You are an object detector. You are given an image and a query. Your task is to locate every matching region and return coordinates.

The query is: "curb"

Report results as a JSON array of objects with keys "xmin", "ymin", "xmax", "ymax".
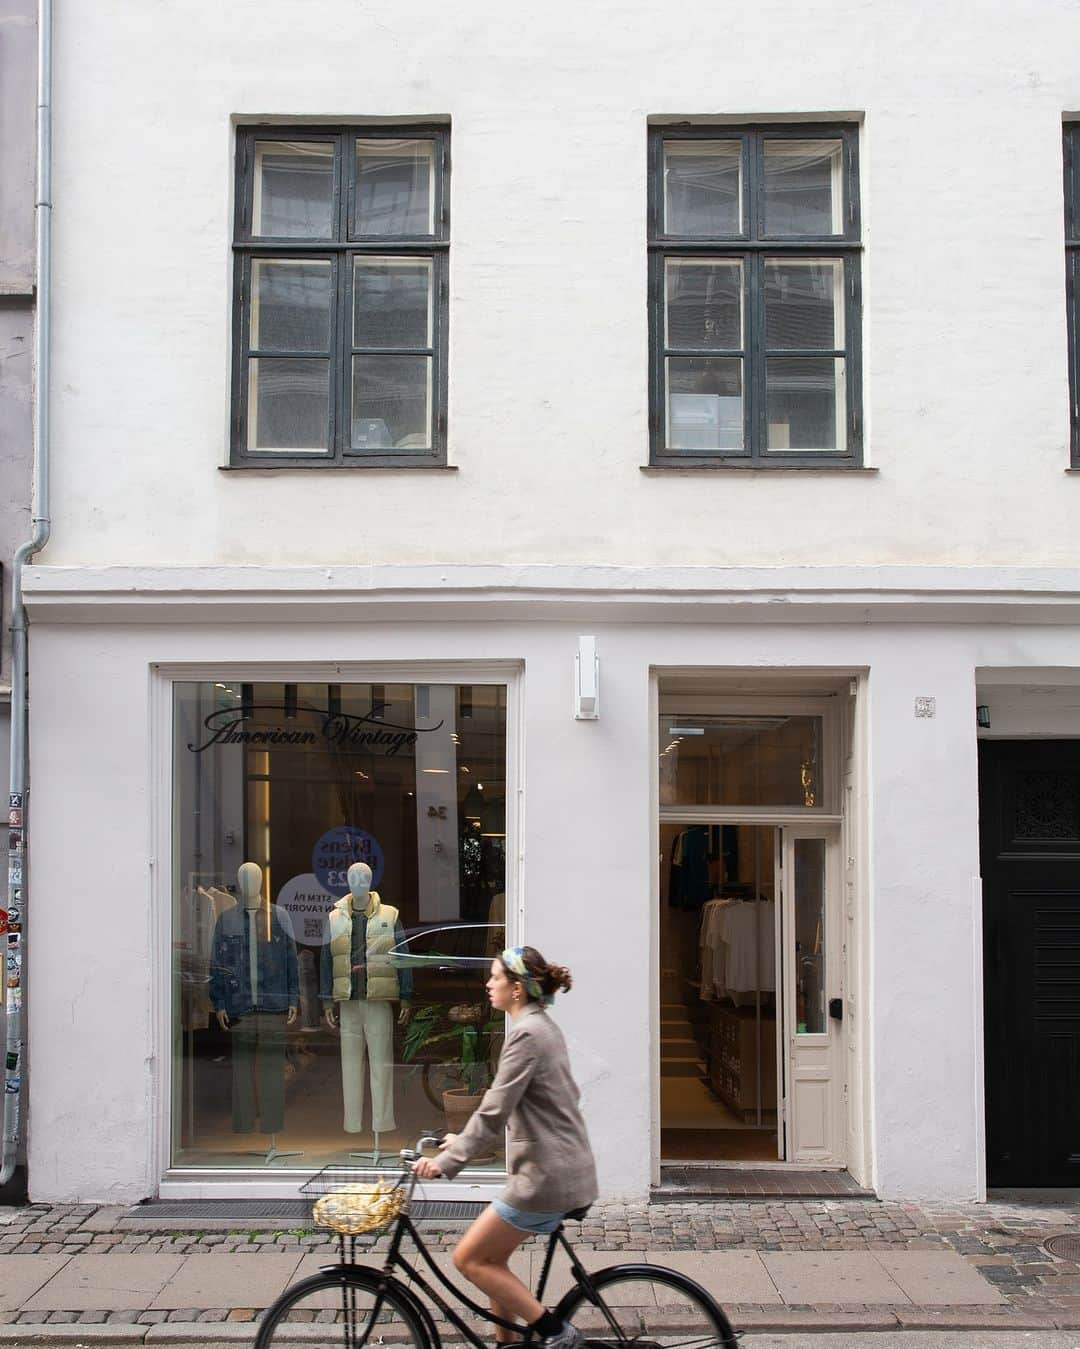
[{"xmin": 1, "ymin": 1310, "xmax": 1080, "ymax": 1343}]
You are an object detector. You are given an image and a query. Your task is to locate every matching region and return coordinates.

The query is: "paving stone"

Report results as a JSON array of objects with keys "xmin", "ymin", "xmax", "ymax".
[
  {"xmin": 23, "ymin": 1254, "xmax": 186, "ymax": 1311},
  {"xmin": 0, "ymin": 1255, "xmax": 70, "ymax": 1309},
  {"xmin": 150, "ymin": 1253, "xmax": 301, "ymax": 1310},
  {"xmin": 876, "ymin": 1251, "xmax": 1006, "ymax": 1306},
  {"xmin": 762, "ymin": 1251, "xmax": 909, "ymax": 1304}
]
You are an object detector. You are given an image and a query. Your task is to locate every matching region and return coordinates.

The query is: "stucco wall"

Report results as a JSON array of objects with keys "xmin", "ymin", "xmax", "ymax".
[
  {"xmin": 42, "ymin": 0, "xmax": 1080, "ymax": 570},
  {"xmin": 27, "ymin": 605, "xmax": 1049, "ymax": 1203}
]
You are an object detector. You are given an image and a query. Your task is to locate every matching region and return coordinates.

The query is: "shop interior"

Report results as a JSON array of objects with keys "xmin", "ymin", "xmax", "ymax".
[
  {"xmin": 172, "ymin": 680, "xmax": 507, "ymax": 1171},
  {"xmin": 657, "ymin": 706, "xmax": 825, "ymax": 1164},
  {"xmin": 660, "ymin": 822, "xmax": 779, "ymax": 1162}
]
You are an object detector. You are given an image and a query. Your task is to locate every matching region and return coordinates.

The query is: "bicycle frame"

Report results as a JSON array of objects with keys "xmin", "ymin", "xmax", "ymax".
[{"xmin": 317, "ymin": 1144, "xmax": 625, "ymax": 1349}]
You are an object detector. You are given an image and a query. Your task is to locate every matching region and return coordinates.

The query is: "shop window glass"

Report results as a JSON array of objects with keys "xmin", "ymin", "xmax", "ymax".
[
  {"xmin": 171, "ymin": 681, "xmax": 507, "ymax": 1171},
  {"xmin": 659, "ymin": 713, "xmax": 822, "ymax": 808}
]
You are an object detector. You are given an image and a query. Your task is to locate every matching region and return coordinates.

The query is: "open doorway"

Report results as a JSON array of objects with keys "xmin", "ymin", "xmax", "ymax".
[
  {"xmin": 660, "ymin": 822, "xmax": 779, "ymax": 1162},
  {"xmin": 656, "ymin": 689, "xmax": 850, "ymax": 1171}
]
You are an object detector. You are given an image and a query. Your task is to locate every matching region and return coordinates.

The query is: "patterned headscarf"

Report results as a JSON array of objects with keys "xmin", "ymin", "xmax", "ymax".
[{"xmin": 500, "ymin": 946, "xmax": 554, "ymax": 1007}]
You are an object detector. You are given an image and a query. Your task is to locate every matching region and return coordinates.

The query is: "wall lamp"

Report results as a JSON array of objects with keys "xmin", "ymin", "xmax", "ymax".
[
  {"xmin": 575, "ymin": 636, "xmax": 599, "ymax": 720},
  {"xmin": 976, "ymin": 704, "xmax": 991, "ymax": 729}
]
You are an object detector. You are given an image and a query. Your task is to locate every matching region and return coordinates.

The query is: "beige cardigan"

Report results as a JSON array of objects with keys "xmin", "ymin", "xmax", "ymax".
[{"xmin": 435, "ymin": 1002, "xmax": 598, "ymax": 1213}]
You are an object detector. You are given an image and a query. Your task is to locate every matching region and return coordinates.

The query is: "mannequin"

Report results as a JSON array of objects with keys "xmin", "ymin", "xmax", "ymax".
[
  {"xmin": 210, "ymin": 862, "xmax": 300, "ymax": 1164},
  {"xmin": 321, "ymin": 862, "xmax": 411, "ymax": 1162}
]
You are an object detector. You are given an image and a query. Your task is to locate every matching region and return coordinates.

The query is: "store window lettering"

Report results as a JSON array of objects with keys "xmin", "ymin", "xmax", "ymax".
[
  {"xmin": 171, "ymin": 680, "xmax": 507, "ymax": 1171},
  {"xmin": 188, "ymin": 701, "xmax": 439, "ymax": 755}
]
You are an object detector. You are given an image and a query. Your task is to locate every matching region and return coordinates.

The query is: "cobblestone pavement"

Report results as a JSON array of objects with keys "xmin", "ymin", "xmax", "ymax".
[{"xmin": 0, "ymin": 1196, "xmax": 1077, "ymax": 1333}]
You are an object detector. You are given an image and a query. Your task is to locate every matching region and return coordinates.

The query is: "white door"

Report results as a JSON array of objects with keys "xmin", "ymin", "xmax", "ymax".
[{"xmin": 779, "ymin": 825, "xmax": 845, "ymax": 1165}]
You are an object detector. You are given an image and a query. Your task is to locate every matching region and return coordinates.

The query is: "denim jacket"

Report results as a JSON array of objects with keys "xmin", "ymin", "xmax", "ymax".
[{"xmin": 209, "ymin": 903, "xmax": 299, "ymax": 1018}]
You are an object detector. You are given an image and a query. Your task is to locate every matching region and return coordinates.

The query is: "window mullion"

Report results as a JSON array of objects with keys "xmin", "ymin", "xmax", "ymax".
[
  {"xmin": 331, "ymin": 248, "xmax": 348, "ymax": 461},
  {"xmin": 748, "ymin": 251, "xmax": 765, "ymax": 461}
]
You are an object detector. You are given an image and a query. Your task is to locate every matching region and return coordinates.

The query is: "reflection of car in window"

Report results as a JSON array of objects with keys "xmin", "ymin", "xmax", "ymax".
[{"xmin": 389, "ymin": 923, "xmax": 504, "ymax": 1001}]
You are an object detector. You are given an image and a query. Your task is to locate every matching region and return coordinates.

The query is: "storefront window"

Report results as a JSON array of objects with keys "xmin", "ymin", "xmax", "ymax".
[
  {"xmin": 659, "ymin": 713, "xmax": 823, "ymax": 808},
  {"xmin": 171, "ymin": 681, "xmax": 507, "ymax": 1170}
]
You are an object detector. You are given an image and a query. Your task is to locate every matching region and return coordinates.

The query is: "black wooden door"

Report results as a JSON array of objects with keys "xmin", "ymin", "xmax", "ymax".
[{"xmin": 979, "ymin": 740, "xmax": 1080, "ymax": 1187}]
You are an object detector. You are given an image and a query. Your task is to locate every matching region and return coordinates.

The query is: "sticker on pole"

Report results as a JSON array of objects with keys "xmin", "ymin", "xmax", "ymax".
[{"xmin": 312, "ymin": 827, "xmax": 384, "ymax": 897}]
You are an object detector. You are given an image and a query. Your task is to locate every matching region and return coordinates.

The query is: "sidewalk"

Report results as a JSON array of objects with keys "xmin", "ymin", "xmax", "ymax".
[{"xmin": 0, "ymin": 1194, "xmax": 1076, "ymax": 1341}]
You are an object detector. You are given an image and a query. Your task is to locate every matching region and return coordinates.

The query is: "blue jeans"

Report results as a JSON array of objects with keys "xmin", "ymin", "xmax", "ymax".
[{"xmin": 492, "ymin": 1198, "xmax": 565, "ymax": 1235}]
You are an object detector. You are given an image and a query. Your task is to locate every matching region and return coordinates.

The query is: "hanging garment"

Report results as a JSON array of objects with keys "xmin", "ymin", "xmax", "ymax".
[
  {"xmin": 722, "ymin": 900, "xmax": 777, "ymax": 997},
  {"xmin": 337, "ymin": 999, "xmax": 396, "ymax": 1133},
  {"xmin": 178, "ymin": 887, "xmax": 215, "ymax": 1030},
  {"xmin": 699, "ymin": 898, "xmax": 736, "ymax": 1000}
]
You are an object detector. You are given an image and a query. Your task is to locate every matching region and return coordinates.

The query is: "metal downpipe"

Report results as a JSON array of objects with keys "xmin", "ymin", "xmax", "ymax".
[{"xmin": 2, "ymin": 0, "xmax": 53, "ymax": 1188}]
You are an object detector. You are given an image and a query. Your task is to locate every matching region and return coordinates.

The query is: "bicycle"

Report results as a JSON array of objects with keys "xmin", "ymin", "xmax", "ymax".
[{"xmin": 255, "ymin": 1134, "xmax": 739, "ymax": 1349}]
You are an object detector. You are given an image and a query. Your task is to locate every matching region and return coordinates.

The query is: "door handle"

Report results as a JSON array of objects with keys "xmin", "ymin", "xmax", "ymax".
[{"xmin": 828, "ymin": 997, "xmax": 844, "ymax": 1022}]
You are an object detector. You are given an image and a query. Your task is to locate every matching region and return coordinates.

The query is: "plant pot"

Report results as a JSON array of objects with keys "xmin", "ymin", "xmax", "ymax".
[
  {"xmin": 442, "ymin": 1086, "xmax": 484, "ymax": 1135},
  {"xmin": 442, "ymin": 1087, "xmax": 496, "ymax": 1163}
]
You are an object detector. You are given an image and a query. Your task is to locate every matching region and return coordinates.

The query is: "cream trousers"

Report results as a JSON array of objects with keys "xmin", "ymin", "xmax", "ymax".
[{"xmin": 337, "ymin": 999, "xmax": 395, "ymax": 1133}]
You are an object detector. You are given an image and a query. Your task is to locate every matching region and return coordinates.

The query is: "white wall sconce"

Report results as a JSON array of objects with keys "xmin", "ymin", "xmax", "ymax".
[{"xmin": 575, "ymin": 636, "xmax": 599, "ymax": 720}]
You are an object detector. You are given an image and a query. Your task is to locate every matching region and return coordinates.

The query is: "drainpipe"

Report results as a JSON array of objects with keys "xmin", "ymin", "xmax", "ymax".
[{"xmin": 2, "ymin": 0, "xmax": 53, "ymax": 1187}]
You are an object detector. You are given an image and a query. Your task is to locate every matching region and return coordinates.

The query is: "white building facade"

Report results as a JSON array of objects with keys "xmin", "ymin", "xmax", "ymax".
[{"xmin": 20, "ymin": 0, "xmax": 1080, "ymax": 1204}]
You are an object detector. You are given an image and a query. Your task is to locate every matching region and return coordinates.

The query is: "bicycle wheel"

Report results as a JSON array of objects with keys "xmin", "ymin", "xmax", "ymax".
[
  {"xmin": 556, "ymin": 1262, "xmax": 738, "ymax": 1349},
  {"xmin": 255, "ymin": 1268, "xmax": 434, "ymax": 1349}
]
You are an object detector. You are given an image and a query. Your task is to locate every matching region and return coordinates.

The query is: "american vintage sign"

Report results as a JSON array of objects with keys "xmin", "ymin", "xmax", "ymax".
[{"xmin": 187, "ymin": 703, "xmax": 444, "ymax": 756}]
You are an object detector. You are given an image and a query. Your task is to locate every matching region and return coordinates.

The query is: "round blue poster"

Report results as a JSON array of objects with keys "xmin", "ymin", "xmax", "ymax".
[{"xmin": 312, "ymin": 826, "xmax": 385, "ymax": 896}]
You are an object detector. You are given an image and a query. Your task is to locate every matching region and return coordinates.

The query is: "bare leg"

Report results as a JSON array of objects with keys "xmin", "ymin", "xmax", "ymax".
[{"xmin": 453, "ymin": 1205, "xmax": 544, "ymax": 1336}]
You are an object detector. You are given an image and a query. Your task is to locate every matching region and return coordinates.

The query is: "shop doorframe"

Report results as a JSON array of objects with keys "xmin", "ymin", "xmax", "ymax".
[
  {"xmin": 149, "ymin": 659, "xmax": 524, "ymax": 1200},
  {"xmin": 650, "ymin": 676, "xmax": 869, "ymax": 1187}
]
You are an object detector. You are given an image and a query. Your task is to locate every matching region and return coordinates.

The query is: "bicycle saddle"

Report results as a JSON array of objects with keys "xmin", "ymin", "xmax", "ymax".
[{"xmin": 564, "ymin": 1205, "xmax": 591, "ymax": 1221}]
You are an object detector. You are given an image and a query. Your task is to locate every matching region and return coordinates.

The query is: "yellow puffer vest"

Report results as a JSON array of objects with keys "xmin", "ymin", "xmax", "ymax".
[{"xmin": 326, "ymin": 894, "xmax": 401, "ymax": 1002}]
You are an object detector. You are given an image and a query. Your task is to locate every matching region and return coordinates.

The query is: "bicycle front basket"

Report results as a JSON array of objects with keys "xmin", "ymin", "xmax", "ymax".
[{"xmin": 310, "ymin": 1178, "xmax": 405, "ymax": 1236}]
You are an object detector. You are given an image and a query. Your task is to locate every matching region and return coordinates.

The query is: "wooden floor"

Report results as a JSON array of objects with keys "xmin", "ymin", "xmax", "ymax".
[
  {"xmin": 655, "ymin": 1165, "xmax": 875, "ymax": 1199},
  {"xmin": 661, "ymin": 1127, "xmax": 779, "ymax": 1161}
]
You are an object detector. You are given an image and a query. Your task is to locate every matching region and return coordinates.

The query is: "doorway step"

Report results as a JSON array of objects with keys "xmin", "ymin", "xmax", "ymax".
[
  {"xmin": 660, "ymin": 1001, "xmax": 706, "ymax": 1079},
  {"xmin": 654, "ymin": 1165, "xmax": 874, "ymax": 1200}
]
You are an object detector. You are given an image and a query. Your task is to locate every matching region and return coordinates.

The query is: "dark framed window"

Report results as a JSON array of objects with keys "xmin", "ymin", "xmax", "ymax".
[
  {"xmin": 1065, "ymin": 125, "xmax": 1080, "ymax": 465},
  {"xmin": 231, "ymin": 126, "xmax": 449, "ymax": 467},
  {"xmin": 648, "ymin": 124, "xmax": 863, "ymax": 466}
]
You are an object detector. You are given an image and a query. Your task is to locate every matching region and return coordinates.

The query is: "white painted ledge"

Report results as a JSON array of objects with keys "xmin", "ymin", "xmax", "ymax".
[{"xmin": 22, "ymin": 563, "xmax": 1080, "ymax": 624}]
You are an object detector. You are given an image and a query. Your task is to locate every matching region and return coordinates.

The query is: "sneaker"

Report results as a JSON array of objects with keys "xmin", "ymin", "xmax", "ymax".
[{"xmin": 540, "ymin": 1323, "xmax": 583, "ymax": 1349}]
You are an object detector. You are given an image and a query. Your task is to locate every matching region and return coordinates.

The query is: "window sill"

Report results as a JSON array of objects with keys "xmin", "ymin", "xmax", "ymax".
[
  {"xmin": 641, "ymin": 463, "xmax": 877, "ymax": 475},
  {"xmin": 221, "ymin": 462, "xmax": 458, "ymax": 474}
]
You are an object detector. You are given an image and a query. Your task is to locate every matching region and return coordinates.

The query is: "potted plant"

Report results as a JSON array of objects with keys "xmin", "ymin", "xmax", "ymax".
[{"xmin": 402, "ymin": 1001, "xmax": 504, "ymax": 1135}]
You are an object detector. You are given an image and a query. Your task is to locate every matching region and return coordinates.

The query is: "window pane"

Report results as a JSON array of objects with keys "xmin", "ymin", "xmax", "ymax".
[
  {"xmin": 247, "ymin": 358, "xmax": 330, "ymax": 452},
  {"xmin": 665, "ymin": 260, "xmax": 742, "ymax": 350},
  {"xmin": 794, "ymin": 838, "xmax": 826, "ymax": 1034},
  {"xmin": 663, "ymin": 141, "xmax": 742, "ymax": 236},
  {"xmin": 658, "ymin": 713, "xmax": 823, "ymax": 808},
  {"xmin": 766, "ymin": 357, "xmax": 845, "ymax": 452},
  {"xmin": 250, "ymin": 260, "xmax": 332, "ymax": 352},
  {"xmin": 252, "ymin": 141, "xmax": 334, "ymax": 238},
  {"xmin": 354, "ymin": 258, "xmax": 433, "ymax": 349},
  {"xmin": 666, "ymin": 357, "xmax": 743, "ymax": 452},
  {"xmin": 763, "ymin": 139, "xmax": 843, "ymax": 237},
  {"xmin": 352, "ymin": 355, "xmax": 432, "ymax": 450},
  {"xmin": 765, "ymin": 260, "xmax": 844, "ymax": 350},
  {"xmin": 171, "ymin": 680, "xmax": 508, "ymax": 1171},
  {"xmin": 355, "ymin": 139, "xmax": 435, "ymax": 236}
]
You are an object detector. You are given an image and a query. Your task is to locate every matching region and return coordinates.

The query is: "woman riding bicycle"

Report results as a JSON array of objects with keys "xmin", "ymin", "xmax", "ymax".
[{"xmin": 413, "ymin": 946, "xmax": 597, "ymax": 1349}]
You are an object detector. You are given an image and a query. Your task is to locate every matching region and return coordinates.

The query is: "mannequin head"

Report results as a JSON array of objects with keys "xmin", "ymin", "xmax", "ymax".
[
  {"xmin": 237, "ymin": 861, "xmax": 263, "ymax": 910},
  {"xmin": 347, "ymin": 862, "xmax": 373, "ymax": 901}
]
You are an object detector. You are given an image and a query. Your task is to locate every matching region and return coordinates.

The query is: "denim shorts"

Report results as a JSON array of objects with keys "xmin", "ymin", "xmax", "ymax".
[{"xmin": 492, "ymin": 1198, "xmax": 565, "ymax": 1234}]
